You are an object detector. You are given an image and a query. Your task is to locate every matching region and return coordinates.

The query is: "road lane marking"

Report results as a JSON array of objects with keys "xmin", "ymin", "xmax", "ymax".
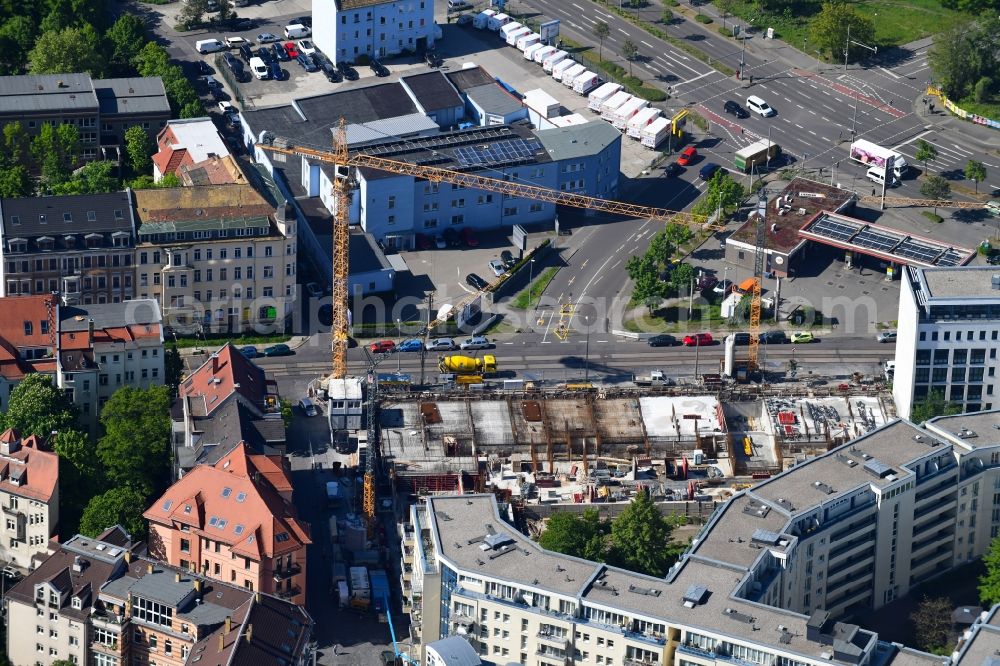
[
  {"xmin": 670, "ymin": 70, "xmax": 714, "ymax": 88},
  {"xmin": 877, "ymin": 66, "xmax": 902, "ymax": 79},
  {"xmin": 618, "ymin": 28, "xmax": 629, "ymax": 35},
  {"xmin": 572, "ymin": 2, "xmax": 585, "ymax": 9},
  {"xmin": 641, "ymin": 40, "xmax": 654, "ymax": 48}
]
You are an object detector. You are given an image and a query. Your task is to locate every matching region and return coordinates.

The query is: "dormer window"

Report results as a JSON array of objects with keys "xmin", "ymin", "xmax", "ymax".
[
  {"xmin": 38, "ymin": 214, "xmax": 46, "ymax": 224},
  {"xmin": 86, "ymin": 211, "xmax": 96, "ymax": 222},
  {"xmin": 71, "ymin": 597, "xmax": 82, "ymax": 610},
  {"xmin": 85, "ymin": 233, "xmax": 101, "ymax": 249},
  {"xmin": 37, "ymin": 236, "xmax": 54, "ymax": 252},
  {"xmin": 64, "ymin": 235, "xmax": 75, "ymax": 249},
  {"xmin": 7, "ymin": 239, "xmax": 26, "ymax": 253},
  {"xmin": 63, "ymin": 213, "xmax": 72, "ymax": 223},
  {"xmin": 10, "ymin": 215, "xmax": 19, "ymax": 225}
]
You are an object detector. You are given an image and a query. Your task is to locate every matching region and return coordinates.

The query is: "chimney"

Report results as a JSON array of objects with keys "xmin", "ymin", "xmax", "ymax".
[
  {"xmin": 219, "ymin": 631, "xmax": 224, "ymax": 651},
  {"xmin": 193, "ymin": 579, "xmax": 202, "ymax": 592},
  {"xmin": 211, "ymin": 353, "xmax": 220, "ymax": 374},
  {"xmin": 147, "ymin": 563, "xmax": 154, "ymax": 574},
  {"xmin": 245, "ymin": 624, "xmax": 253, "ymax": 643},
  {"xmin": 254, "ymin": 592, "xmax": 260, "ymax": 604},
  {"xmin": 175, "ymin": 572, "xmax": 181, "ymax": 583},
  {"xmin": 225, "ymin": 616, "xmax": 231, "ymax": 634},
  {"xmin": 88, "ymin": 318, "xmax": 94, "ymax": 347},
  {"xmin": 124, "ymin": 551, "xmax": 131, "ymax": 564}
]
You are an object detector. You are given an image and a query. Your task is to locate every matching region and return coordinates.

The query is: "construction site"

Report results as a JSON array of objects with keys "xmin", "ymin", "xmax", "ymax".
[{"xmin": 378, "ymin": 385, "xmax": 896, "ymax": 505}]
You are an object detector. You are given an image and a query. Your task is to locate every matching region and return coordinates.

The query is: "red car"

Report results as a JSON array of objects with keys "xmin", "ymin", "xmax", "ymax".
[
  {"xmin": 683, "ymin": 333, "xmax": 713, "ymax": 347},
  {"xmin": 461, "ymin": 227, "xmax": 479, "ymax": 247},
  {"xmin": 416, "ymin": 234, "xmax": 433, "ymax": 250},
  {"xmin": 369, "ymin": 340, "xmax": 396, "ymax": 353},
  {"xmin": 677, "ymin": 146, "xmax": 698, "ymax": 166},
  {"xmin": 283, "ymin": 42, "xmax": 299, "ymax": 59}
]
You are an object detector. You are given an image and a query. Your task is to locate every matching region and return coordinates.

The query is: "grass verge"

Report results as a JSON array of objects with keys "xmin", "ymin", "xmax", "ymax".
[
  {"xmin": 171, "ymin": 333, "xmax": 291, "ymax": 349},
  {"xmin": 558, "ymin": 37, "xmax": 668, "ymax": 101},
  {"xmin": 511, "ymin": 267, "xmax": 559, "ymax": 310},
  {"xmin": 624, "ymin": 302, "xmax": 725, "ymax": 333},
  {"xmin": 921, "ymin": 211, "xmax": 944, "ymax": 223}
]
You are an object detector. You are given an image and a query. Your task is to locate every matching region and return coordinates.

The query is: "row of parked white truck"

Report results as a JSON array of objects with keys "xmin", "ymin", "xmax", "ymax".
[{"xmin": 468, "ymin": 8, "xmax": 670, "ymax": 149}]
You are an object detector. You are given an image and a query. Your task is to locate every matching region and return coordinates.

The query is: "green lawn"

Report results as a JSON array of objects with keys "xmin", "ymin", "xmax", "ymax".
[
  {"xmin": 956, "ymin": 96, "xmax": 1000, "ymax": 123},
  {"xmin": 170, "ymin": 332, "xmax": 291, "ymax": 349},
  {"xmin": 511, "ymin": 267, "xmax": 559, "ymax": 310},
  {"xmin": 624, "ymin": 301, "xmax": 727, "ymax": 333}
]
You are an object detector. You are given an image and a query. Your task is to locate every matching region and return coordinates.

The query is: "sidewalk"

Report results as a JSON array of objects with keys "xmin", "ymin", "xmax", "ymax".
[
  {"xmin": 912, "ymin": 98, "xmax": 1000, "ymax": 156},
  {"xmin": 176, "ymin": 335, "xmax": 312, "ymax": 357}
]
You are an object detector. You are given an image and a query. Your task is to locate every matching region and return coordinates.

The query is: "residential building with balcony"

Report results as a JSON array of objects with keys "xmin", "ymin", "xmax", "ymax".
[
  {"xmin": 0, "ymin": 428, "xmax": 58, "ymax": 571},
  {"xmin": 404, "ymin": 414, "xmax": 1000, "ymax": 666},
  {"xmin": 893, "ymin": 266, "xmax": 1000, "ymax": 419},
  {"xmin": 144, "ymin": 442, "xmax": 311, "ymax": 606},
  {"xmin": 3, "ymin": 525, "xmax": 314, "ymax": 666},
  {"xmin": 132, "ymin": 183, "xmax": 297, "ymax": 334},
  {"xmin": 0, "ymin": 73, "xmax": 170, "ymax": 163},
  {"xmin": 0, "ymin": 191, "xmax": 137, "ymax": 303}
]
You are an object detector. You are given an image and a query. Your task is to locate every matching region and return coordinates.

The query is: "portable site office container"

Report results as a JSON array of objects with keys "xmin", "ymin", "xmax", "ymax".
[
  {"xmin": 588, "ymin": 82, "xmax": 622, "ymax": 111},
  {"xmin": 572, "ymin": 71, "xmax": 600, "ymax": 94},
  {"xmin": 612, "ymin": 96, "xmax": 649, "ymax": 129},
  {"xmin": 533, "ymin": 45, "xmax": 557, "ymax": 64},
  {"xmin": 641, "ymin": 117, "xmax": 671, "ymax": 148},
  {"xmin": 523, "ymin": 89, "xmax": 560, "ymax": 119},
  {"xmin": 523, "ymin": 42, "xmax": 544, "ymax": 61},
  {"xmin": 473, "ymin": 9, "xmax": 496, "ymax": 29},
  {"xmin": 542, "ymin": 50, "xmax": 569, "ymax": 72},
  {"xmin": 506, "ymin": 26, "xmax": 531, "ymax": 46},
  {"xmin": 559, "ymin": 63, "xmax": 586, "ymax": 85},
  {"xmin": 626, "ymin": 107, "xmax": 662, "ymax": 138},
  {"xmin": 488, "ymin": 12, "xmax": 511, "ymax": 31},
  {"xmin": 499, "ymin": 21, "xmax": 523, "ymax": 40},
  {"xmin": 516, "ymin": 32, "xmax": 541, "ymax": 52},
  {"xmin": 551, "ymin": 58, "xmax": 577, "ymax": 81},
  {"xmin": 600, "ymin": 91, "xmax": 633, "ymax": 120}
]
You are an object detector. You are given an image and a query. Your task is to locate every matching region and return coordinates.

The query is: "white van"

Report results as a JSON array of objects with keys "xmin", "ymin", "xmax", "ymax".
[
  {"xmin": 284, "ymin": 23, "xmax": 311, "ymax": 39},
  {"xmin": 196, "ymin": 38, "xmax": 225, "ymax": 54},
  {"xmin": 866, "ymin": 166, "xmax": 898, "ymax": 187},
  {"xmin": 746, "ymin": 95, "xmax": 775, "ymax": 117},
  {"xmin": 249, "ymin": 57, "xmax": 269, "ymax": 80}
]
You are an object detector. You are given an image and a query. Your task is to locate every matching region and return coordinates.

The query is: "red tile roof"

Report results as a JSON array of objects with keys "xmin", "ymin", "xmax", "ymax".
[
  {"xmin": 0, "ymin": 428, "xmax": 58, "ymax": 502},
  {"xmin": 180, "ymin": 344, "xmax": 269, "ymax": 418},
  {"xmin": 0, "ymin": 295, "xmax": 56, "ymax": 349}
]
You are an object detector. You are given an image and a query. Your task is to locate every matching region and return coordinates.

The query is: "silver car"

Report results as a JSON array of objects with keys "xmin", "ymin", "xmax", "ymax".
[
  {"xmin": 426, "ymin": 338, "xmax": 456, "ymax": 351},
  {"xmin": 876, "ymin": 330, "xmax": 897, "ymax": 343},
  {"xmin": 489, "ymin": 259, "xmax": 506, "ymax": 277},
  {"xmin": 298, "ymin": 398, "xmax": 318, "ymax": 417},
  {"xmin": 460, "ymin": 336, "xmax": 490, "ymax": 350}
]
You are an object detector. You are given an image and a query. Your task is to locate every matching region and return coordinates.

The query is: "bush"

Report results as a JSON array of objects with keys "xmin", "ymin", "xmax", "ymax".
[
  {"xmin": 638, "ymin": 86, "xmax": 668, "ymax": 101},
  {"xmin": 718, "ymin": 26, "xmax": 734, "ymax": 37},
  {"xmin": 695, "ymin": 14, "xmax": 713, "ymax": 23},
  {"xmin": 667, "ymin": 0, "xmax": 679, "ymax": 5},
  {"xmin": 921, "ymin": 211, "xmax": 944, "ymax": 223},
  {"xmin": 623, "ymin": 75, "xmax": 644, "ymax": 88},
  {"xmin": 974, "ymin": 77, "xmax": 993, "ymax": 104}
]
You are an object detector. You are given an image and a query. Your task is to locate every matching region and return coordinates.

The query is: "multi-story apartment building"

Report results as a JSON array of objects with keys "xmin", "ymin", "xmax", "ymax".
[
  {"xmin": 893, "ymin": 266, "xmax": 1000, "ymax": 419},
  {"xmin": 312, "ymin": 0, "xmax": 438, "ymax": 65},
  {"xmin": 404, "ymin": 413, "xmax": 1000, "ymax": 666},
  {"xmin": 0, "ymin": 429, "xmax": 58, "ymax": 571},
  {"xmin": 144, "ymin": 442, "xmax": 310, "ymax": 606},
  {"xmin": 132, "ymin": 183, "xmax": 297, "ymax": 334},
  {"xmin": 0, "ymin": 73, "xmax": 170, "ymax": 162},
  {"xmin": 0, "ymin": 191, "xmax": 138, "ymax": 303},
  {"xmin": 0, "ymin": 294, "xmax": 59, "ymax": 412},
  {"xmin": 3, "ymin": 526, "xmax": 314, "ymax": 666}
]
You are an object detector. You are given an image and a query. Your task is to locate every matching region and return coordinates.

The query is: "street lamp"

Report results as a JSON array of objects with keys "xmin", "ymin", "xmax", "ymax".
[
  {"xmin": 396, "ymin": 318, "xmax": 401, "ymax": 372},
  {"xmin": 844, "ymin": 23, "xmax": 877, "ymax": 71},
  {"xmin": 584, "ymin": 316, "xmax": 591, "ymax": 383},
  {"xmin": 528, "ymin": 259, "xmax": 536, "ymax": 310}
]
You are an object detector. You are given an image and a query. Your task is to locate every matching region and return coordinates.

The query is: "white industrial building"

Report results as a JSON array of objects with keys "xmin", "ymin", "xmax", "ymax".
[
  {"xmin": 312, "ymin": 0, "xmax": 439, "ymax": 65},
  {"xmin": 402, "ymin": 411, "xmax": 1000, "ymax": 666},
  {"xmin": 893, "ymin": 266, "xmax": 1000, "ymax": 419}
]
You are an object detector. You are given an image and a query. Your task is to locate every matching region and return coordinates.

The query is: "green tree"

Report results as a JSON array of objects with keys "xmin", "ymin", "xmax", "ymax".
[
  {"xmin": 964, "ymin": 159, "xmax": 987, "ymax": 194},
  {"xmin": 663, "ymin": 221, "xmax": 693, "ymax": 250},
  {"xmin": 179, "ymin": 98, "xmax": 204, "ymax": 119},
  {"xmin": 0, "ymin": 164, "xmax": 32, "ymax": 197},
  {"xmin": 215, "ymin": 1, "xmax": 236, "ymax": 26},
  {"xmin": 164, "ymin": 346, "xmax": 184, "ymax": 396},
  {"xmin": 621, "ymin": 38, "xmax": 639, "ymax": 76},
  {"xmin": 53, "ymin": 429, "xmax": 103, "ymax": 536},
  {"xmin": 538, "ymin": 509, "xmax": 608, "ymax": 561},
  {"xmin": 595, "ymin": 21, "xmax": 610, "ymax": 61},
  {"xmin": 132, "ymin": 40, "xmax": 169, "ymax": 76},
  {"xmin": 632, "ymin": 268, "xmax": 668, "ymax": 311},
  {"xmin": 920, "ymin": 175, "xmax": 951, "ymax": 215},
  {"xmin": 928, "ymin": 22, "xmax": 980, "ymax": 100},
  {"xmin": 50, "ymin": 160, "xmax": 120, "ymax": 195},
  {"xmin": 280, "ymin": 398, "xmax": 294, "ymax": 429},
  {"xmin": 40, "ymin": 0, "xmax": 76, "ymax": 34},
  {"xmin": 646, "ymin": 228, "xmax": 677, "ymax": 266},
  {"xmin": 974, "ymin": 76, "xmax": 993, "ymax": 104},
  {"xmin": 981, "ymin": 536, "xmax": 1000, "ymax": 606},
  {"xmin": 31, "ymin": 123, "xmax": 81, "ymax": 186},
  {"xmin": 915, "ymin": 139, "xmax": 938, "ymax": 173},
  {"xmin": 127, "ymin": 172, "xmax": 181, "ymax": 190},
  {"xmin": 96, "ymin": 385, "xmax": 172, "ymax": 496},
  {"xmin": 0, "ymin": 16, "xmax": 37, "ymax": 74},
  {"xmin": 910, "ymin": 596, "xmax": 953, "ymax": 652},
  {"xmin": 79, "ymin": 486, "xmax": 147, "ymax": 541},
  {"xmin": 2, "ymin": 120, "xmax": 29, "ymax": 163},
  {"xmin": 179, "ymin": 0, "xmax": 208, "ymax": 29},
  {"xmin": 661, "ymin": 7, "xmax": 673, "ymax": 24},
  {"xmin": 693, "ymin": 171, "xmax": 746, "ymax": 219},
  {"xmin": 609, "ymin": 488, "xmax": 676, "ymax": 577},
  {"xmin": 910, "ymin": 389, "xmax": 961, "ymax": 423},
  {"xmin": 1, "ymin": 373, "xmax": 77, "ymax": 437},
  {"xmin": 808, "ymin": 2, "xmax": 876, "ymax": 62},
  {"xmin": 671, "ymin": 262, "xmax": 695, "ymax": 293},
  {"xmin": 28, "ymin": 26, "xmax": 103, "ymax": 75},
  {"xmin": 106, "ymin": 14, "xmax": 147, "ymax": 70},
  {"xmin": 124, "ymin": 125, "xmax": 152, "ymax": 175}
]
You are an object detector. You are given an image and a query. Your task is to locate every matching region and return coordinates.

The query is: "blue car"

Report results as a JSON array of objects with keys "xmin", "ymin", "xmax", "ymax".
[
  {"xmin": 398, "ymin": 338, "xmax": 424, "ymax": 352},
  {"xmin": 297, "ymin": 53, "xmax": 318, "ymax": 72},
  {"xmin": 271, "ymin": 43, "xmax": 290, "ymax": 62},
  {"xmin": 268, "ymin": 61, "xmax": 286, "ymax": 80},
  {"xmin": 239, "ymin": 346, "xmax": 258, "ymax": 359}
]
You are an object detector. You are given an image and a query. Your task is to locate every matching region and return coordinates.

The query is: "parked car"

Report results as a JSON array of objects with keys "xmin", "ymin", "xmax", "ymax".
[
  {"xmin": 697, "ymin": 274, "xmax": 718, "ymax": 291},
  {"xmin": 489, "ymin": 259, "xmax": 506, "ymax": 277},
  {"xmin": 197, "ymin": 61, "xmax": 213, "ymax": 75},
  {"xmin": 723, "ymin": 100, "xmax": 749, "ymax": 118},
  {"xmin": 337, "ymin": 61, "xmax": 359, "ymax": 81},
  {"xmin": 460, "ymin": 336, "xmax": 491, "ymax": 350},
  {"xmin": 202, "ymin": 75, "xmax": 222, "ymax": 89},
  {"xmin": 683, "ymin": 333, "xmax": 713, "ymax": 347},
  {"xmin": 877, "ymin": 330, "xmax": 897, "ymax": 343},
  {"xmin": 647, "ymin": 334, "xmax": 678, "ymax": 347},
  {"xmin": 989, "ymin": 254, "xmax": 1000, "ymax": 266},
  {"xmin": 466, "ymin": 273, "xmax": 488, "ymax": 290},
  {"xmin": 298, "ymin": 39, "xmax": 317, "ymax": 55},
  {"xmin": 1, "ymin": 565, "xmax": 20, "ymax": 581},
  {"xmin": 760, "ymin": 330, "xmax": 788, "ymax": 344},
  {"xmin": 370, "ymin": 58, "xmax": 390, "ymax": 77},
  {"xmin": 291, "ymin": 16, "xmax": 312, "ymax": 28},
  {"xmin": 398, "ymin": 338, "xmax": 424, "ymax": 352},
  {"xmin": 699, "ymin": 163, "xmax": 723, "ymax": 180},
  {"xmin": 321, "ymin": 61, "xmax": 342, "ymax": 82},
  {"xmin": 677, "ymin": 146, "xmax": 697, "ymax": 166},
  {"xmin": 712, "ymin": 279, "xmax": 733, "ymax": 294},
  {"xmin": 731, "ymin": 333, "xmax": 751, "ymax": 346},
  {"xmin": 461, "ymin": 227, "xmax": 479, "ymax": 247},
  {"xmin": 369, "ymin": 340, "xmax": 396, "ymax": 353},
  {"xmin": 298, "ymin": 397, "xmax": 319, "ymax": 417},
  {"xmin": 305, "ymin": 282, "xmax": 323, "ymax": 298},
  {"xmin": 239, "ymin": 346, "xmax": 258, "ymax": 359},
  {"xmin": 663, "ymin": 163, "xmax": 682, "ymax": 177},
  {"xmin": 987, "ymin": 200, "xmax": 1000, "ymax": 216},
  {"xmin": 790, "ymin": 331, "xmax": 815, "ymax": 344},
  {"xmin": 426, "ymin": 338, "xmax": 456, "ymax": 351},
  {"xmin": 297, "ymin": 53, "xmax": 318, "ymax": 71},
  {"xmin": 442, "ymin": 227, "xmax": 461, "ymax": 246},
  {"xmin": 225, "ymin": 36, "xmax": 251, "ymax": 49},
  {"xmin": 256, "ymin": 47, "xmax": 272, "ymax": 61},
  {"xmin": 238, "ymin": 43, "xmax": 254, "ymax": 62},
  {"xmin": 272, "ymin": 43, "xmax": 290, "ymax": 61},
  {"xmin": 434, "ymin": 236, "xmax": 447, "ymax": 249},
  {"xmin": 263, "ymin": 343, "xmax": 293, "ymax": 357},
  {"xmin": 283, "ymin": 42, "xmax": 300, "ymax": 59},
  {"xmin": 268, "ymin": 61, "xmax": 286, "ymax": 80},
  {"xmin": 218, "ymin": 101, "xmax": 235, "ymax": 114},
  {"xmin": 501, "ymin": 250, "xmax": 516, "ymax": 269},
  {"xmin": 257, "ymin": 32, "xmax": 280, "ymax": 44},
  {"xmin": 457, "ymin": 13, "xmax": 474, "ymax": 25}
]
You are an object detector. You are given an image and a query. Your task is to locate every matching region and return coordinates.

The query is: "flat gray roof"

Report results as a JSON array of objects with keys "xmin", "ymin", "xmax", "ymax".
[
  {"xmin": 94, "ymin": 77, "xmax": 170, "ymax": 115},
  {"xmin": 465, "ymin": 83, "xmax": 524, "ymax": 117},
  {"xmin": 401, "ymin": 71, "xmax": 463, "ymax": 113},
  {"xmin": 60, "ymin": 299, "xmax": 161, "ymax": 331},
  {"xmin": 0, "ymin": 73, "xmax": 97, "ymax": 114},
  {"xmin": 536, "ymin": 120, "xmax": 620, "ymax": 161},
  {"xmin": 925, "ymin": 410, "xmax": 1000, "ymax": 449},
  {"xmin": 916, "ymin": 266, "xmax": 1000, "ymax": 300}
]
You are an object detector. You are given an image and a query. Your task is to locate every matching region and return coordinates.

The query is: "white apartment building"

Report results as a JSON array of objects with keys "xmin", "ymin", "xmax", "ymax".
[
  {"xmin": 893, "ymin": 266, "xmax": 1000, "ymax": 420},
  {"xmin": 404, "ymin": 413, "xmax": 1000, "ymax": 666},
  {"xmin": 312, "ymin": 0, "xmax": 438, "ymax": 65},
  {"xmin": 0, "ymin": 429, "xmax": 58, "ymax": 571}
]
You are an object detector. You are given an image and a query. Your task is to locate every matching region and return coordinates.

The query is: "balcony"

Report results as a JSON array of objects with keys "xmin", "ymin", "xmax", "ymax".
[
  {"xmin": 830, "ymin": 536, "xmax": 874, "ymax": 562},
  {"xmin": 911, "ymin": 529, "xmax": 954, "ymax": 558},
  {"xmin": 276, "ymin": 585, "xmax": 302, "ymax": 600},
  {"xmin": 910, "ymin": 545, "xmax": 952, "ymax": 573},
  {"xmin": 913, "ymin": 497, "xmax": 956, "ymax": 524},
  {"xmin": 625, "ymin": 659, "xmax": 660, "ymax": 666},
  {"xmin": 272, "ymin": 563, "xmax": 302, "ymax": 582},
  {"xmin": 827, "ymin": 550, "xmax": 875, "ymax": 581},
  {"xmin": 536, "ymin": 631, "xmax": 570, "ymax": 647},
  {"xmin": 90, "ymin": 608, "xmax": 125, "ymax": 630},
  {"xmin": 90, "ymin": 640, "xmax": 121, "ymax": 655},
  {"xmin": 915, "ymin": 479, "xmax": 956, "ymax": 505}
]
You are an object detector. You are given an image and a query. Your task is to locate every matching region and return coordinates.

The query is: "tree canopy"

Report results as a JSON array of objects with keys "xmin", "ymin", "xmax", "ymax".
[
  {"xmin": 96, "ymin": 385, "xmax": 172, "ymax": 496},
  {"xmin": 79, "ymin": 486, "xmax": 148, "ymax": 541},
  {"xmin": 28, "ymin": 26, "xmax": 103, "ymax": 75},
  {"xmin": 538, "ymin": 509, "xmax": 610, "ymax": 562},
  {"xmin": 50, "ymin": 160, "xmax": 120, "ymax": 195},
  {"xmin": 809, "ymin": 2, "xmax": 876, "ymax": 62},
  {"xmin": 964, "ymin": 160, "xmax": 987, "ymax": 193},
  {"xmin": 106, "ymin": 14, "xmax": 147, "ymax": 70},
  {"xmin": 125, "ymin": 125, "xmax": 152, "ymax": 175},
  {"xmin": 981, "ymin": 536, "xmax": 1000, "ymax": 606},
  {"xmin": 910, "ymin": 389, "xmax": 961, "ymax": 423},
  {"xmin": 609, "ymin": 488, "xmax": 679, "ymax": 577},
  {"xmin": 692, "ymin": 170, "xmax": 746, "ymax": 219},
  {"xmin": 928, "ymin": 16, "xmax": 1000, "ymax": 101},
  {"xmin": 1, "ymin": 373, "xmax": 77, "ymax": 437}
]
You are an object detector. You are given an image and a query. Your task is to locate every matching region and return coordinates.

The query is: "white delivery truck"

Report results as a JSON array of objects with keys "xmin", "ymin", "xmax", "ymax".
[
  {"xmin": 523, "ymin": 42, "xmax": 544, "ymax": 61},
  {"xmin": 849, "ymin": 138, "xmax": 908, "ymax": 177},
  {"xmin": 516, "ymin": 32, "xmax": 541, "ymax": 52},
  {"xmin": 573, "ymin": 71, "xmax": 600, "ymax": 94},
  {"xmin": 473, "ymin": 9, "xmax": 496, "ymax": 29},
  {"xmin": 533, "ymin": 45, "xmax": 557, "ymax": 64},
  {"xmin": 600, "ymin": 91, "xmax": 633, "ymax": 121},
  {"xmin": 627, "ymin": 107, "xmax": 661, "ymax": 139},
  {"xmin": 488, "ymin": 12, "xmax": 511, "ymax": 31},
  {"xmin": 612, "ymin": 96, "xmax": 649, "ymax": 130},
  {"xmin": 551, "ymin": 58, "xmax": 577, "ymax": 81},
  {"xmin": 641, "ymin": 117, "xmax": 671, "ymax": 148},
  {"xmin": 523, "ymin": 89, "xmax": 560, "ymax": 119},
  {"xmin": 505, "ymin": 26, "xmax": 531, "ymax": 46},
  {"xmin": 542, "ymin": 50, "xmax": 569, "ymax": 72},
  {"xmin": 559, "ymin": 62, "xmax": 586, "ymax": 85},
  {"xmin": 588, "ymin": 82, "xmax": 622, "ymax": 112},
  {"xmin": 499, "ymin": 21, "xmax": 523, "ymax": 42}
]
